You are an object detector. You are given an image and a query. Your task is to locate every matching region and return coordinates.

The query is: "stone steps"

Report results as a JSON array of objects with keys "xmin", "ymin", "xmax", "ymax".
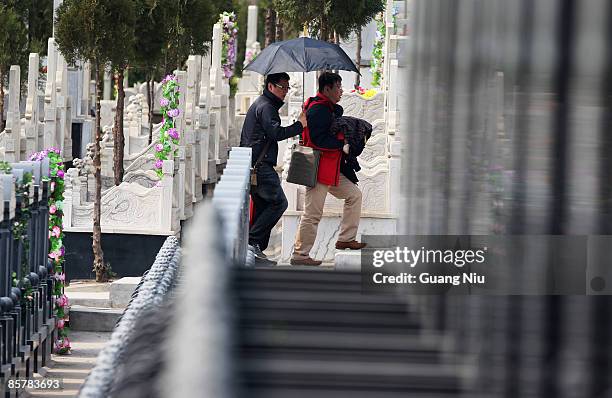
[
  {"xmin": 64, "ymin": 292, "xmax": 111, "ymax": 308},
  {"xmin": 68, "ymin": 306, "xmax": 123, "ymax": 332},
  {"xmin": 334, "ymin": 250, "xmax": 362, "ymax": 271},
  {"xmin": 24, "ymin": 331, "xmax": 112, "ymax": 398},
  {"xmin": 65, "ymin": 277, "xmax": 141, "ymax": 310},
  {"xmin": 22, "ymin": 279, "xmax": 139, "ymax": 396},
  {"xmin": 236, "ymin": 267, "xmax": 464, "ymax": 396}
]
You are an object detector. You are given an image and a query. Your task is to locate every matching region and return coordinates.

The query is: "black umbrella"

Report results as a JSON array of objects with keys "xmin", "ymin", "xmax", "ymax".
[{"xmin": 244, "ymin": 37, "xmax": 359, "ymax": 75}]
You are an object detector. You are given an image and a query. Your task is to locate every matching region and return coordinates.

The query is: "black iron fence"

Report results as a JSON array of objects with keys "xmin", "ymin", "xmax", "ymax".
[{"xmin": 0, "ymin": 159, "xmax": 57, "ymax": 396}]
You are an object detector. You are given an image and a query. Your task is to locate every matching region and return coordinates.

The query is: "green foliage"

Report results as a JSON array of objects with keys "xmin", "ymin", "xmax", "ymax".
[
  {"xmin": 0, "ymin": 5, "xmax": 28, "ymax": 77},
  {"xmin": 275, "ymin": 0, "xmax": 384, "ymax": 40},
  {"xmin": 0, "ymin": 161, "xmax": 12, "ymax": 174},
  {"xmin": 3, "ymin": 0, "xmax": 53, "ymax": 56},
  {"xmin": 164, "ymin": 0, "xmax": 217, "ymax": 72},
  {"xmin": 233, "ymin": 0, "xmax": 249, "ymax": 77},
  {"xmin": 132, "ymin": 0, "xmax": 225, "ymax": 82},
  {"xmin": 54, "ymin": 0, "xmax": 136, "ymax": 69},
  {"xmin": 329, "ymin": 0, "xmax": 384, "ymax": 39},
  {"xmin": 132, "ymin": 0, "xmax": 173, "ymax": 81}
]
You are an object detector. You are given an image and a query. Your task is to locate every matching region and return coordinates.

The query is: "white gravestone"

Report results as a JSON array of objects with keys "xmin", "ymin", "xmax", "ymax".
[
  {"xmin": 25, "ymin": 53, "xmax": 40, "ymax": 157},
  {"xmin": 4, "ymin": 66, "xmax": 21, "ymax": 162},
  {"xmin": 197, "ymin": 49, "xmax": 215, "ymax": 183}
]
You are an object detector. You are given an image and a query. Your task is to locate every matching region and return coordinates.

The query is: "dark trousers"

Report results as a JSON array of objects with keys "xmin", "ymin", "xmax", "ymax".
[{"xmin": 249, "ymin": 164, "xmax": 288, "ymax": 251}]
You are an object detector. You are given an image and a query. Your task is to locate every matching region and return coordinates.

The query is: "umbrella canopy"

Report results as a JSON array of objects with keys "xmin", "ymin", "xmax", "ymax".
[{"xmin": 244, "ymin": 37, "xmax": 359, "ymax": 75}]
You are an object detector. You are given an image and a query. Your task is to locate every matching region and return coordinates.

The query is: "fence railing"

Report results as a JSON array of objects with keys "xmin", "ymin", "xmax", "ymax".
[
  {"xmin": 78, "ymin": 236, "xmax": 181, "ymax": 398},
  {"xmin": 0, "ymin": 159, "xmax": 57, "ymax": 394},
  {"xmin": 211, "ymin": 147, "xmax": 252, "ymax": 266}
]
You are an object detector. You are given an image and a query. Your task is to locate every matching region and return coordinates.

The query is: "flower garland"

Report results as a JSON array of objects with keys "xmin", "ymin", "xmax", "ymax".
[
  {"xmin": 219, "ymin": 12, "xmax": 238, "ymax": 79},
  {"xmin": 155, "ymin": 75, "xmax": 181, "ymax": 179},
  {"xmin": 30, "ymin": 148, "xmax": 70, "ymax": 354},
  {"xmin": 370, "ymin": 13, "xmax": 385, "ymax": 87},
  {"xmin": 370, "ymin": 7, "xmax": 398, "ymax": 88}
]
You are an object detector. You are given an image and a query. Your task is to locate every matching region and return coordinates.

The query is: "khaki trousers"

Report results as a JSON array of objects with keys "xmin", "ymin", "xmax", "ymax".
[{"xmin": 292, "ymin": 175, "xmax": 362, "ymax": 260}]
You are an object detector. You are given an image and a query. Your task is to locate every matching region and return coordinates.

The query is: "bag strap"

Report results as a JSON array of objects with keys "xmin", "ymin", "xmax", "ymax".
[
  {"xmin": 304, "ymin": 96, "xmax": 333, "ymax": 112},
  {"xmin": 253, "ymin": 139, "xmax": 272, "ymax": 170}
]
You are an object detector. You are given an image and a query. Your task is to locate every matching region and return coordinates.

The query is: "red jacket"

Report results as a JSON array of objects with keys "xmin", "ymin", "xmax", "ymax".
[{"xmin": 301, "ymin": 93, "xmax": 345, "ymax": 186}]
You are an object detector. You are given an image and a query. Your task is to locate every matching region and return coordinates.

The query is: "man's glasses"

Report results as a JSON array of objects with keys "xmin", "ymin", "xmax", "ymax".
[{"xmin": 274, "ymin": 83, "xmax": 290, "ymax": 91}]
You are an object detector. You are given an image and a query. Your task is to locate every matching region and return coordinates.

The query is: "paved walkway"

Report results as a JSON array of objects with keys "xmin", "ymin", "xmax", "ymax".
[{"xmin": 25, "ymin": 331, "xmax": 111, "ymax": 398}]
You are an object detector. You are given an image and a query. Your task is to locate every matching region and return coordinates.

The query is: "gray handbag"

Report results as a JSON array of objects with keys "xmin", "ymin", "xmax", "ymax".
[{"xmin": 286, "ymin": 143, "xmax": 320, "ymax": 187}]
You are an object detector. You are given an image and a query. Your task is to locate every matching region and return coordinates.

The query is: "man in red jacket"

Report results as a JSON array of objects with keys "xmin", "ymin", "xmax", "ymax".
[{"xmin": 290, "ymin": 72, "xmax": 367, "ymax": 266}]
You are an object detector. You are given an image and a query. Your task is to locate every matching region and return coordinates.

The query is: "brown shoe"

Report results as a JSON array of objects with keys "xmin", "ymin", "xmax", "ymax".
[
  {"xmin": 335, "ymin": 240, "xmax": 367, "ymax": 250},
  {"xmin": 290, "ymin": 257, "xmax": 323, "ymax": 266}
]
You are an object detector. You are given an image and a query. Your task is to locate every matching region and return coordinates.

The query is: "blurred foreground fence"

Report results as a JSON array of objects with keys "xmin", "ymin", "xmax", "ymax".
[
  {"xmin": 402, "ymin": 1, "xmax": 612, "ymax": 397},
  {"xmin": 402, "ymin": 0, "xmax": 612, "ymax": 236}
]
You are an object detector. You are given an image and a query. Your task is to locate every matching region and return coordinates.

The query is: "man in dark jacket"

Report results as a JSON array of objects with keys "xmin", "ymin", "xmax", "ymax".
[
  {"xmin": 240, "ymin": 72, "xmax": 306, "ymax": 265},
  {"xmin": 291, "ymin": 72, "xmax": 367, "ymax": 266}
]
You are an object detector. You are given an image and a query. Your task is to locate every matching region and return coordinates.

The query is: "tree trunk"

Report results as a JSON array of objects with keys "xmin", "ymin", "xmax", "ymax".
[
  {"xmin": 319, "ymin": 17, "xmax": 327, "ymax": 41},
  {"xmin": 355, "ymin": 30, "xmax": 362, "ymax": 88},
  {"xmin": 0, "ymin": 71, "xmax": 5, "ymax": 132},
  {"xmin": 333, "ymin": 32, "xmax": 340, "ymax": 73},
  {"xmin": 113, "ymin": 68, "xmax": 125, "ymax": 186},
  {"xmin": 275, "ymin": 16, "xmax": 284, "ymax": 42},
  {"xmin": 147, "ymin": 78, "xmax": 154, "ymax": 145},
  {"xmin": 264, "ymin": 8, "xmax": 276, "ymax": 47},
  {"xmin": 93, "ymin": 62, "xmax": 106, "ymax": 283}
]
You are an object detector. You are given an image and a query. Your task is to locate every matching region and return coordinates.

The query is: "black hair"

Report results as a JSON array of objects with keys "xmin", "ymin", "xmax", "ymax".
[
  {"xmin": 265, "ymin": 72, "xmax": 290, "ymax": 88},
  {"xmin": 318, "ymin": 72, "xmax": 342, "ymax": 93}
]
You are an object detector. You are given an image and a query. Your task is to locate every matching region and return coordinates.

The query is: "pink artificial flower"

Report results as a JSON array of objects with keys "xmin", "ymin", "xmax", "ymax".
[
  {"xmin": 168, "ymin": 128, "xmax": 179, "ymax": 140},
  {"xmin": 49, "ymin": 205, "xmax": 57, "ymax": 214},
  {"xmin": 155, "ymin": 144, "xmax": 164, "ymax": 152},
  {"xmin": 57, "ymin": 170, "xmax": 65, "ymax": 179},
  {"xmin": 49, "ymin": 248, "xmax": 62, "ymax": 260},
  {"xmin": 155, "ymin": 160, "xmax": 163, "ymax": 169},
  {"xmin": 50, "ymin": 181, "xmax": 56, "ymax": 192},
  {"xmin": 56, "ymin": 294, "xmax": 69, "ymax": 307},
  {"xmin": 160, "ymin": 98, "xmax": 170, "ymax": 107},
  {"xmin": 52, "ymin": 226, "xmax": 61, "ymax": 238},
  {"xmin": 54, "ymin": 273, "xmax": 65, "ymax": 282},
  {"xmin": 54, "ymin": 337, "xmax": 71, "ymax": 353},
  {"xmin": 57, "ymin": 319, "xmax": 65, "ymax": 329}
]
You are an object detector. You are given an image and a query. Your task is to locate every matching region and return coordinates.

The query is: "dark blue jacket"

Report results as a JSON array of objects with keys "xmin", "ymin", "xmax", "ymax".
[{"xmin": 240, "ymin": 89, "xmax": 303, "ymax": 167}]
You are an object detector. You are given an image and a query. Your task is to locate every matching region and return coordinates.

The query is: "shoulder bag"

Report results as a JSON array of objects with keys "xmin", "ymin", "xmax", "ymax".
[{"xmin": 286, "ymin": 142, "xmax": 320, "ymax": 188}]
